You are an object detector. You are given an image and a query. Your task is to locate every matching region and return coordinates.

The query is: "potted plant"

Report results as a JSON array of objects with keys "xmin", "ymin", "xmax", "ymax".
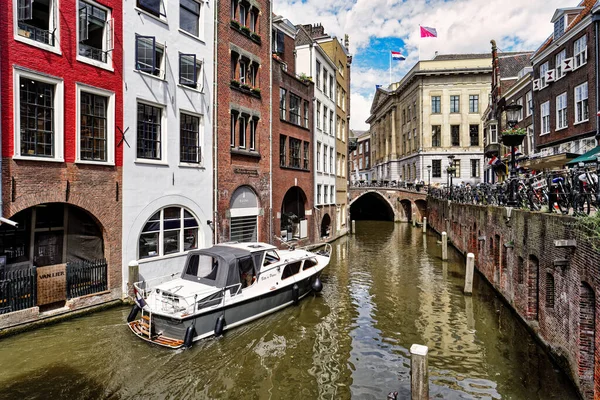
[
  {"xmin": 299, "ymin": 73, "xmax": 312, "ymax": 83},
  {"xmin": 241, "ymin": 26, "xmax": 251, "ymax": 35},
  {"xmin": 230, "ymin": 20, "xmax": 240, "ymax": 29},
  {"xmin": 500, "ymin": 127, "xmax": 527, "ymax": 147},
  {"xmin": 241, "ymin": 83, "xmax": 250, "ymax": 90},
  {"xmin": 251, "ymin": 33, "xmax": 261, "ymax": 43},
  {"xmin": 251, "ymin": 88, "xmax": 261, "ymax": 96},
  {"xmin": 230, "ymin": 79, "xmax": 240, "ymax": 87}
]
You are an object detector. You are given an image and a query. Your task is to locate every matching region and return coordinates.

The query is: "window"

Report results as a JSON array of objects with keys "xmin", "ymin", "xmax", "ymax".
[
  {"xmin": 338, "ymin": 61, "xmax": 344, "ymax": 76},
  {"xmin": 359, "ymin": 143, "xmax": 363, "ymax": 154},
  {"xmin": 574, "ymin": 35, "xmax": 587, "ymax": 69},
  {"xmin": 539, "ymin": 62, "xmax": 548, "ymax": 87},
  {"xmin": 303, "ymin": 100, "xmax": 309, "ymax": 128},
  {"xmin": 137, "ymin": 0, "xmax": 164, "ymax": 17},
  {"xmin": 329, "ymin": 110, "xmax": 334, "ymax": 136},
  {"xmin": 323, "ymin": 69, "xmax": 327, "ymax": 93},
  {"xmin": 79, "ymin": 90, "xmax": 108, "ymax": 162},
  {"xmin": 541, "ymin": 101, "xmax": 550, "ymax": 135},
  {"xmin": 359, "ymin": 158, "xmax": 363, "ymax": 169},
  {"xmin": 329, "ymin": 74, "xmax": 334, "ymax": 98},
  {"xmin": 289, "ymin": 93, "xmax": 301, "ymax": 125},
  {"xmin": 469, "ymin": 95, "xmax": 479, "ymax": 113},
  {"xmin": 16, "ymin": 70, "xmax": 64, "ymax": 160},
  {"xmin": 317, "ymin": 142, "xmax": 321, "ymax": 171},
  {"xmin": 402, "ymin": 109, "xmax": 406, "ymax": 124},
  {"xmin": 279, "ymin": 135, "xmax": 286, "ymax": 166},
  {"xmin": 453, "ymin": 159, "xmax": 461, "ymax": 178},
  {"xmin": 470, "ymin": 159, "xmax": 480, "ymax": 178},
  {"xmin": 407, "ymin": 106, "xmax": 411, "ymax": 121},
  {"xmin": 289, "ymin": 138, "xmax": 301, "ymax": 168},
  {"xmin": 526, "ymin": 125, "xmax": 534, "ymax": 155},
  {"xmin": 272, "ymin": 29, "xmax": 284, "ymax": 55},
  {"xmin": 239, "ymin": 2, "xmax": 247, "ymax": 26},
  {"xmin": 469, "ymin": 125, "xmax": 479, "ymax": 146},
  {"xmin": 556, "ymin": 92, "xmax": 567, "ymax": 130},
  {"xmin": 316, "ymin": 101, "xmax": 321, "ymax": 129},
  {"xmin": 230, "ymin": 0, "xmax": 237, "ymax": 19},
  {"xmin": 323, "ymin": 106, "xmax": 328, "ymax": 134},
  {"xmin": 317, "ymin": 185, "xmax": 321, "ymax": 204},
  {"xmin": 179, "ymin": 54, "xmax": 203, "ymax": 90},
  {"xmin": 526, "ymin": 91, "xmax": 533, "ymax": 117},
  {"xmin": 555, "ymin": 49, "xmax": 566, "ymax": 79},
  {"xmin": 249, "ymin": 9, "xmax": 257, "ymax": 32},
  {"xmin": 432, "ymin": 160, "xmax": 441, "ymax": 177},
  {"xmin": 238, "ymin": 114, "xmax": 247, "ymax": 148},
  {"xmin": 323, "ymin": 186, "xmax": 328, "ymax": 204},
  {"xmin": 139, "ymin": 207, "xmax": 199, "ymax": 259},
  {"xmin": 137, "ymin": 102, "xmax": 162, "ymax": 159},
  {"xmin": 249, "ymin": 118, "xmax": 256, "ymax": 150},
  {"xmin": 554, "ymin": 15, "xmax": 565, "ymax": 39},
  {"xmin": 431, "ymin": 96, "xmax": 441, "ymax": 113},
  {"xmin": 78, "ymin": 1, "xmax": 113, "ymax": 64},
  {"xmin": 180, "ymin": 113, "xmax": 202, "ymax": 164},
  {"xmin": 322, "ymin": 145, "xmax": 327, "ymax": 173},
  {"xmin": 490, "ymin": 124, "xmax": 498, "ymax": 143},
  {"xmin": 135, "ymin": 36, "xmax": 165, "ymax": 78},
  {"xmin": 303, "ymin": 141, "xmax": 309, "ymax": 170},
  {"xmin": 365, "ymin": 141, "xmax": 369, "ymax": 152},
  {"xmin": 316, "ymin": 61, "xmax": 321, "ymax": 88},
  {"xmin": 239, "ymin": 59, "xmax": 247, "ymax": 84},
  {"xmin": 575, "ymin": 82, "xmax": 588, "ymax": 123},
  {"xmin": 180, "ymin": 0, "xmax": 201, "ymax": 37},
  {"xmin": 451, "ymin": 125, "xmax": 460, "ymax": 146},
  {"xmin": 365, "ymin": 155, "xmax": 369, "ymax": 168},
  {"xmin": 432, "ymin": 125, "xmax": 441, "ymax": 147},
  {"xmin": 450, "ymin": 95, "xmax": 460, "ymax": 113},
  {"xmin": 329, "ymin": 147, "xmax": 334, "ymax": 175},
  {"xmin": 17, "ymin": 0, "xmax": 58, "ymax": 47},
  {"xmin": 330, "ymin": 185, "xmax": 334, "ymax": 203},
  {"xmin": 279, "ymin": 88, "xmax": 287, "ymax": 120}
]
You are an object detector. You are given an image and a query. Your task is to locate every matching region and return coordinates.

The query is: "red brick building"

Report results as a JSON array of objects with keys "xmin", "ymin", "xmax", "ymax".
[
  {"xmin": 272, "ymin": 16, "xmax": 314, "ymax": 244},
  {"xmin": 0, "ymin": 0, "xmax": 123, "ymax": 313},
  {"xmin": 348, "ymin": 130, "xmax": 371, "ymax": 183},
  {"xmin": 214, "ymin": 0, "xmax": 272, "ymax": 243},
  {"xmin": 531, "ymin": 0, "xmax": 599, "ymax": 168}
]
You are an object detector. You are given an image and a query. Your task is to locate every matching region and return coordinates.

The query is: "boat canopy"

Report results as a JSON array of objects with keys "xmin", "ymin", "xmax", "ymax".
[{"xmin": 181, "ymin": 245, "xmax": 262, "ymax": 290}]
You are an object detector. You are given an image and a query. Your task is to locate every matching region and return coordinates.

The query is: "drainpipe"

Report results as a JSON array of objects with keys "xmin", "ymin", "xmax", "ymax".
[
  {"xmin": 594, "ymin": 10, "xmax": 600, "ymax": 143},
  {"xmin": 212, "ymin": 0, "xmax": 219, "ymax": 244},
  {"xmin": 0, "ymin": 62, "xmax": 16, "ymax": 227}
]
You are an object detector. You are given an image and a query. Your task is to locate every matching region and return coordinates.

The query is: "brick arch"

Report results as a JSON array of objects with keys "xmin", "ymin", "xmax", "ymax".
[
  {"xmin": 399, "ymin": 199, "xmax": 412, "ymax": 221},
  {"xmin": 348, "ymin": 190, "xmax": 399, "ymax": 221},
  {"xmin": 414, "ymin": 199, "xmax": 427, "ymax": 220}
]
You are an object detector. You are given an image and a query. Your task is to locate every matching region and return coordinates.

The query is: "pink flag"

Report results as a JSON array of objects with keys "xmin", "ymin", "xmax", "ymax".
[{"xmin": 420, "ymin": 26, "xmax": 437, "ymax": 38}]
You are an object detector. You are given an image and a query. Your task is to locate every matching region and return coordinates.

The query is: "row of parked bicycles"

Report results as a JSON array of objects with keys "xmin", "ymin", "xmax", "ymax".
[{"xmin": 429, "ymin": 164, "xmax": 599, "ymax": 215}]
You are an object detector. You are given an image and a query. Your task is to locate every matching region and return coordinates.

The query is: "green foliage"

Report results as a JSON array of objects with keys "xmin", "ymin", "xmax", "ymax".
[
  {"xmin": 501, "ymin": 127, "xmax": 527, "ymax": 136},
  {"xmin": 576, "ymin": 212, "xmax": 600, "ymax": 250}
]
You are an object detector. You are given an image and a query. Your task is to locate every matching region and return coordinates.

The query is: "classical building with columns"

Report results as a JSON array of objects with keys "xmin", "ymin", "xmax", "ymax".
[{"xmin": 366, "ymin": 54, "xmax": 492, "ymax": 186}]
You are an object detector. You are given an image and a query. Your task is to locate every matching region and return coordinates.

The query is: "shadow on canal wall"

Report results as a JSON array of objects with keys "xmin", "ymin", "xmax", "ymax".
[{"xmin": 426, "ymin": 198, "xmax": 600, "ymax": 400}]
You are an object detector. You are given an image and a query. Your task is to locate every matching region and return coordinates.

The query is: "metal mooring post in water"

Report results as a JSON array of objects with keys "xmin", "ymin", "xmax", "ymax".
[
  {"xmin": 422, "ymin": 217, "xmax": 427, "ymax": 234},
  {"xmin": 464, "ymin": 253, "xmax": 475, "ymax": 295},
  {"xmin": 410, "ymin": 344, "xmax": 429, "ymax": 400},
  {"xmin": 441, "ymin": 232, "xmax": 448, "ymax": 261}
]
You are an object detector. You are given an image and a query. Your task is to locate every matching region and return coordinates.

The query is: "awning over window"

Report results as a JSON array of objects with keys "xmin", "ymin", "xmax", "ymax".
[
  {"xmin": 565, "ymin": 146, "xmax": 600, "ymax": 166},
  {"xmin": 522, "ymin": 152, "xmax": 578, "ymax": 170}
]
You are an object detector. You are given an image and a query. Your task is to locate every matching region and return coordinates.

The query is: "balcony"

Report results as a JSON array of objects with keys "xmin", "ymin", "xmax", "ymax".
[{"xmin": 484, "ymin": 142, "xmax": 500, "ymax": 157}]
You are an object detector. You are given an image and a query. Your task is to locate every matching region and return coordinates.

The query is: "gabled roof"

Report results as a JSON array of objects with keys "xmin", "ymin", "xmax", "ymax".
[
  {"xmin": 368, "ymin": 88, "xmax": 391, "ymax": 116},
  {"xmin": 535, "ymin": 0, "xmax": 597, "ymax": 56},
  {"xmin": 499, "ymin": 53, "xmax": 532, "ymax": 78},
  {"xmin": 295, "ymin": 24, "xmax": 314, "ymax": 47}
]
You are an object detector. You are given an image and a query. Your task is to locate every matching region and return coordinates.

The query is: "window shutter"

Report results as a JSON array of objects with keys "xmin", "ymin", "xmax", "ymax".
[
  {"xmin": 179, "ymin": 54, "xmax": 197, "ymax": 86},
  {"xmin": 136, "ymin": 36, "xmax": 156, "ymax": 73},
  {"xmin": 18, "ymin": 0, "xmax": 33, "ymax": 21},
  {"xmin": 79, "ymin": 6, "xmax": 89, "ymax": 42},
  {"xmin": 106, "ymin": 18, "xmax": 114, "ymax": 51}
]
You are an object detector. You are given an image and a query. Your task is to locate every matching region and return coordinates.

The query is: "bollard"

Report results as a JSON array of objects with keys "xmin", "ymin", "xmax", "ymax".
[
  {"xmin": 441, "ymin": 232, "xmax": 448, "ymax": 261},
  {"xmin": 128, "ymin": 260, "xmax": 140, "ymax": 297},
  {"xmin": 410, "ymin": 344, "xmax": 429, "ymax": 400},
  {"xmin": 422, "ymin": 217, "xmax": 427, "ymax": 234},
  {"xmin": 412, "ymin": 213, "xmax": 416, "ymax": 227},
  {"xmin": 464, "ymin": 253, "xmax": 475, "ymax": 295},
  {"xmin": 352, "ymin": 220, "xmax": 356, "ymax": 235}
]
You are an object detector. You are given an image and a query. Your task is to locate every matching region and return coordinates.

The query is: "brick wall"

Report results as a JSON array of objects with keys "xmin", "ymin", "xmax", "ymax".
[{"xmin": 427, "ymin": 198, "xmax": 600, "ymax": 399}]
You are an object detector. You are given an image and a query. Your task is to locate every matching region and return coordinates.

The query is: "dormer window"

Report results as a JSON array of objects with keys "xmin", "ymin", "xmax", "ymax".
[{"xmin": 554, "ymin": 15, "xmax": 565, "ymax": 40}]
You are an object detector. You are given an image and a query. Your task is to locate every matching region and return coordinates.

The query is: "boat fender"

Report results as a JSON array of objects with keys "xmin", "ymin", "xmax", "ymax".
[
  {"xmin": 127, "ymin": 304, "xmax": 140, "ymax": 323},
  {"xmin": 184, "ymin": 325, "xmax": 196, "ymax": 348},
  {"xmin": 311, "ymin": 277, "xmax": 323, "ymax": 293},
  {"xmin": 292, "ymin": 283, "xmax": 300, "ymax": 305},
  {"xmin": 215, "ymin": 315, "xmax": 226, "ymax": 336}
]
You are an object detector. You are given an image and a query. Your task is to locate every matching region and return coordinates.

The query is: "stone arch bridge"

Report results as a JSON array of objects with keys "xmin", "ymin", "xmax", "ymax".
[{"xmin": 348, "ymin": 187, "xmax": 428, "ymax": 222}]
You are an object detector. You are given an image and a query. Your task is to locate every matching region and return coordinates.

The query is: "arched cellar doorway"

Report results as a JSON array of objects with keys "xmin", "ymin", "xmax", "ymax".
[{"xmin": 280, "ymin": 187, "xmax": 308, "ymax": 241}]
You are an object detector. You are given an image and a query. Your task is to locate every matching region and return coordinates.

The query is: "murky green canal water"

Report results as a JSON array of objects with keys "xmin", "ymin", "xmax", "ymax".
[{"xmin": 0, "ymin": 222, "xmax": 579, "ymax": 399}]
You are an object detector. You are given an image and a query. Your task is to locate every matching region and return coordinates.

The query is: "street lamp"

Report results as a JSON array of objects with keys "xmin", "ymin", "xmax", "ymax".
[
  {"xmin": 503, "ymin": 103, "xmax": 524, "ymax": 207},
  {"xmin": 427, "ymin": 165, "xmax": 431, "ymax": 191},
  {"xmin": 447, "ymin": 155, "xmax": 456, "ymax": 199}
]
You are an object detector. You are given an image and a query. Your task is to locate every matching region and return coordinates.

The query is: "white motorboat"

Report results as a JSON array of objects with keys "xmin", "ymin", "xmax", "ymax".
[{"xmin": 127, "ymin": 242, "xmax": 331, "ymax": 348}]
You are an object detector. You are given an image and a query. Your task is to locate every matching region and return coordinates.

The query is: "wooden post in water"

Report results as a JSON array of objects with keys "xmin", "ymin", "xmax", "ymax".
[
  {"xmin": 422, "ymin": 217, "xmax": 427, "ymax": 234},
  {"xmin": 410, "ymin": 344, "xmax": 429, "ymax": 400},
  {"xmin": 441, "ymin": 232, "xmax": 448, "ymax": 261},
  {"xmin": 464, "ymin": 253, "xmax": 475, "ymax": 295},
  {"xmin": 352, "ymin": 220, "xmax": 356, "ymax": 234}
]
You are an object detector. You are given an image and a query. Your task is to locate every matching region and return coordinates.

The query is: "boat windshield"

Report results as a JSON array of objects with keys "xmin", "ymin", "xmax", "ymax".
[{"xmin": 184, "ymin": 254, "xmax": 220, "ymax": 286}]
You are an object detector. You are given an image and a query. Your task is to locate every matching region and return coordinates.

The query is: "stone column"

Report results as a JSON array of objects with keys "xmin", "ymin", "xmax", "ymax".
[{"xmin": 391, "ymin": 107, "xmax": 397, "ymax": 159}]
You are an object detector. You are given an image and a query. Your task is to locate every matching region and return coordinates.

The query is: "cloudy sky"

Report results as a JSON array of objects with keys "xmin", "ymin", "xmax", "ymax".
[{"xmin": 273, "ymin": 0, "xmax": 569, "ymax": 131}]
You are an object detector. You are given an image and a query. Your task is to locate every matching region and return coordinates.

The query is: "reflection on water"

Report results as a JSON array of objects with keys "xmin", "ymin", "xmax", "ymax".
[{"xmin": 0, "ymin": 222, "xmax": 579, "ymax": 399}]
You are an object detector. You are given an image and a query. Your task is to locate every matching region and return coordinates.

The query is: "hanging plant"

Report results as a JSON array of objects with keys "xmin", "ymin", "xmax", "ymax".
[{"xmin": 501, "ymin": 127, "xmax": 527, "ymax": 136}]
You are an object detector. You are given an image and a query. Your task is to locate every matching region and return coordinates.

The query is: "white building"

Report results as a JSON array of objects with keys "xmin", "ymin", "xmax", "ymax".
[
  {"xmin": 295, "ymin": 25, "xmax": 337, "ymax": 237},
  {"xmin": 122, "ymin": 0, "xmax": 214, "ymax": 291}
]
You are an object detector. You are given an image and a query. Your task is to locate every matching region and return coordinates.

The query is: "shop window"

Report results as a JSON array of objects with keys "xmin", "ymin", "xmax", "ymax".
[{"xmin": 139, "ymin": 207, "xmax": 199, "ymax": 259}]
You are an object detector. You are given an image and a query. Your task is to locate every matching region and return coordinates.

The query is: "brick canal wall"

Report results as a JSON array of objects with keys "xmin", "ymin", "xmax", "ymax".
[{"xmin": 427, "ymin": 198, "xmax": 600, "ymax": 399}]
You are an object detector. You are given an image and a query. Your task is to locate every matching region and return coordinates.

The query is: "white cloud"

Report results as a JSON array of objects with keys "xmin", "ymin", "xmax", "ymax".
[
  {"xmin": 351, "ymin": 93, "xmax": 373, "ymax": 131},
  {"xmin": 274, "ymin": 0, "xmax": 570, "ymax": 129}
]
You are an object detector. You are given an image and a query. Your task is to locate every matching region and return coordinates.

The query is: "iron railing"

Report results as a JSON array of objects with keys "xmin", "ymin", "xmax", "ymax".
[
  {"xmin": 0, "ymin": 267, "xmax": 37, "ymax": 314},
  {"xmin": 66, "ymin": 258, "xmax": 108, "ymax": 299}
]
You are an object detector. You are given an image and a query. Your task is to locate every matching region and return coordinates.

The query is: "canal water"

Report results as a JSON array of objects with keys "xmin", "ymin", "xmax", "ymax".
[{"xmin": 0, "ymin": 222, "xmax": 579, "ymax": 399}]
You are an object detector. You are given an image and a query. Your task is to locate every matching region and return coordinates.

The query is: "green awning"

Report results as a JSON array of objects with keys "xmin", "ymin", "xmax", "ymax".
[{"xmin": 566, "ymin": 146, "xmax": 600, "ymax": 166}]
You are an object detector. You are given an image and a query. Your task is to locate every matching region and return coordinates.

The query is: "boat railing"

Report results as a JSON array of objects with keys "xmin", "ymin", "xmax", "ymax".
[
  {"xmin": 133, "ymin": 272, "xmax": 181, "ymax": 295},
  {"xmin": 301, "ymin": 243, "xmax": 332, "ymax": 257}
]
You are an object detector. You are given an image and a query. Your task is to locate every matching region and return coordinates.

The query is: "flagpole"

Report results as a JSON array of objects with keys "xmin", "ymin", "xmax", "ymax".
[
  {"xmin": 389, "ymin": 51, "xmax": 392, "ymax": 85},
  {"xmin": 418, "ymin": 25, "xmax": 421, "ymax": 61}
]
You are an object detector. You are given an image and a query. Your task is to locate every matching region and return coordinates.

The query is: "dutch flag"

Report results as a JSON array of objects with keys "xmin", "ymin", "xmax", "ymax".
[{"xmin": 391, "ymin": 51, "xmax": 406, "ymax": 61}]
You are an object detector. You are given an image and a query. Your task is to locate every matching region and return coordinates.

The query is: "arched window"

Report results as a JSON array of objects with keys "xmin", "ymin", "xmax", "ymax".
[{"xmin": 139, "ymin": 207, "xmax": 199, "ymax": 259}]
